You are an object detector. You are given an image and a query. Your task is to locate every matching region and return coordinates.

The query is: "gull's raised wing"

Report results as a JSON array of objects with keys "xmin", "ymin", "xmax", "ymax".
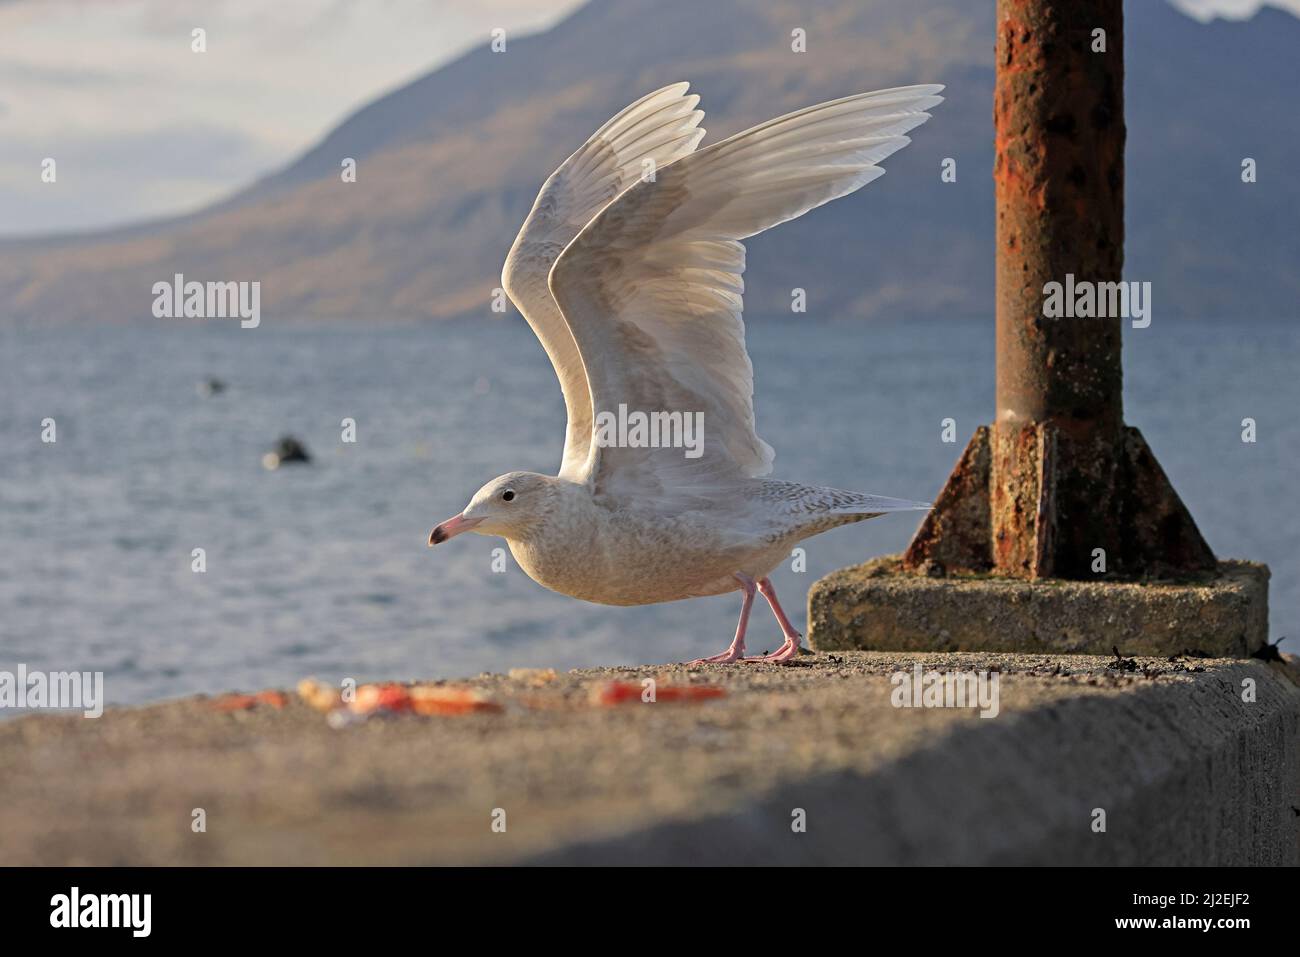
[
  {"xmin": 502, "ymin": 83, "xmax": 706, "ymax": 479},
  {"xmin": 548, "ymin": 85, "xmax": 944, "ymax": 502}
]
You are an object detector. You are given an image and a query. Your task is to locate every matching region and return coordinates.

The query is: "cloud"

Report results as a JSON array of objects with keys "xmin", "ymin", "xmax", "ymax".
[
  {"xmin": 1169, "ymin": 0, "xmax": 1300, "ymax": 19},
  {"xmin": 0, "ymin": 123, "xmax": 280, "ymax": 236},
  {"xmin": 0, "ymin": 0, "xmax": 584, "ymax": 235}
]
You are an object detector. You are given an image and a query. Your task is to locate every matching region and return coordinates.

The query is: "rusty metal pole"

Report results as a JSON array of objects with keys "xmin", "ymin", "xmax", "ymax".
[
  {"xmin": 992, "ymin": 0, "xmax": 1126, "ymax": 578},
  {"xmin": 904, "ymin": 0, "xmax": 1215, "ymax": 581}
]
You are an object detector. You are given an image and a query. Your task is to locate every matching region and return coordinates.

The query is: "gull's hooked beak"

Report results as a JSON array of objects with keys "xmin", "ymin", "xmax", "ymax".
[{"xmin": 428, "ymin": 514, "xmax": 482, "ymax": 546}]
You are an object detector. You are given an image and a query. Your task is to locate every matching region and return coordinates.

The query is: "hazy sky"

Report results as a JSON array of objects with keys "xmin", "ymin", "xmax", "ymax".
[
  {"xmin": 0, "ymin": 0, "xmax": 1293, "ymax": 237},
  {"xmin": 0, "ymin": 0, "xmax": 584, "ymax": 236}
]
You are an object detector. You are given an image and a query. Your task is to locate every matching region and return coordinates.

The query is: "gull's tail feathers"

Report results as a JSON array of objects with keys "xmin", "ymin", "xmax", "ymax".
[
  {"xmin": 755, "ymin": 480, "xmax": 931, "ymax": 518},
  {"xmin": 838, "ymin": 493, "xmax": 932, "ymax": 514}
]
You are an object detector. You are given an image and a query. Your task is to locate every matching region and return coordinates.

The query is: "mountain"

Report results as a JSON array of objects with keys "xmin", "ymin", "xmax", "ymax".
[{"xmin": 1, "ymin": 0, "xmax": 1296, "ymax": 325}]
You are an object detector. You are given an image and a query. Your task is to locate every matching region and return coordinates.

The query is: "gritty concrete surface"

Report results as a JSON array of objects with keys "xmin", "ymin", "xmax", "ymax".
[
  {"xmin": 809, "ymin": 556, "xmax": 1269, "ymax": 658},
  {"xmin": 3, "ymin": 651, "xmax": 1296, "ymax": 865}
]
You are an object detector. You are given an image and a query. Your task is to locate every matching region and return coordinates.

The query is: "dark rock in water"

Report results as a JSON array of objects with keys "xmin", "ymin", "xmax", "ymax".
[
  {"xmin": 263, "ymin": 436, "xmax": 311, "ymax": 470},
  {"xmin": 275, "ymin": 437, "xmax": 310, "ymax": 461},
  {"xmin": 197, "ymin": 377, "xmax": 226, "ymax": 397}
]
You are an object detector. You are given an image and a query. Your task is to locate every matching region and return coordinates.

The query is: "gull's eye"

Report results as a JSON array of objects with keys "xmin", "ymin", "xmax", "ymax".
[{"xmin": 502, "ymin": 489, "xmax": 515, "ymax": 502}]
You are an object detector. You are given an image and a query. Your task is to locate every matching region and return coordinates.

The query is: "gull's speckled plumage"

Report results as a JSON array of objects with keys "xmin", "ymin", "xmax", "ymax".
[{"xmin": 431, "ymin": 82, "xmax": 942, "ymax": 662}]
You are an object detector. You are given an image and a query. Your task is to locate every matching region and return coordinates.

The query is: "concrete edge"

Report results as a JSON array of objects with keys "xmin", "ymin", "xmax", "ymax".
[{"xmin": 520, "ymin": 660, "xmax": 1300, "ymax": 865}]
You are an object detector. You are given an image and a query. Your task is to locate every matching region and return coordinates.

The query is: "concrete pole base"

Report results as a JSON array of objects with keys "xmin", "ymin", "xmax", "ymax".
[{"xmin": 808, "ymin": 555, "xmax": 1270, "ymax": 658}]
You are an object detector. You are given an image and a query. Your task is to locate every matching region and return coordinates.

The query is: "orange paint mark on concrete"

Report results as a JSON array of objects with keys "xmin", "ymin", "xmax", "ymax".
[{"xmin": 596, "ymin": 681, "xmax": 727, "ymax": 706}]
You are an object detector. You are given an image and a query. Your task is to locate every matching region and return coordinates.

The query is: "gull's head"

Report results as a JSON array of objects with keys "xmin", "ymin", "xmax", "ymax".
[{"xmin": 428, "ymin": 471, "xmax": 557, "ymax": 546}]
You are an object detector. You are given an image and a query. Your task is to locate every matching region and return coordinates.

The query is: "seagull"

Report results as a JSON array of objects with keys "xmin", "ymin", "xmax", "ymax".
[{"xmin": 429, "ymin": 82, "xmax": 941, "ymax": 663}]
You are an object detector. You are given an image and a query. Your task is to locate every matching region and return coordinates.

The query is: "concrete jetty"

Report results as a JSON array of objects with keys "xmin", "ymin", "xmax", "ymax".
[{"xmin": 3, "ymin": 651, "xmax": 1296, "ymax": 866}]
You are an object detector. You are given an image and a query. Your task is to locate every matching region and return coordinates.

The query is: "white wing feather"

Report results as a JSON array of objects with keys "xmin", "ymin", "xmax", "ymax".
[
  {"xmin": 548, "ymin": 84, "xmax": 944, "ymax": 501},
  {"xmin": 502, "ymin": 83, "xmax": 707, "ymax": 478}
]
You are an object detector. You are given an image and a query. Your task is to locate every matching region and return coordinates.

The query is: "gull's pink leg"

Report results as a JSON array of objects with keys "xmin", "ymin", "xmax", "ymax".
[
  {"xmin": 742, "ymin": 577, "xmax": 803, "ymax": 664},
  {"xmin": 686, "ymin": 573, "xmax": 756, "ymax": 665}
]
